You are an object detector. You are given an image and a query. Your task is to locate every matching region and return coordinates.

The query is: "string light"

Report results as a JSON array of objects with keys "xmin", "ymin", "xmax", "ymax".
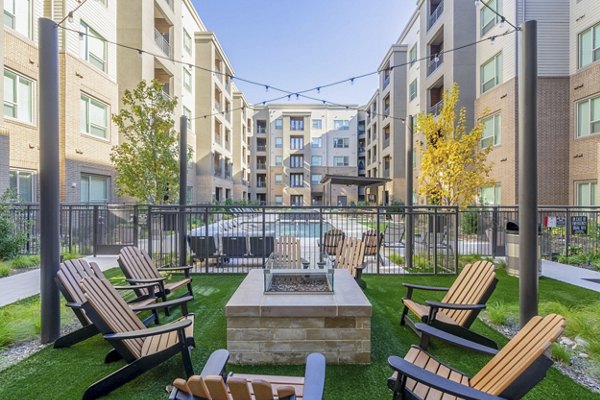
[{"xmin": 58, "ymin": 0, "xmax": 89, "ymax": 26}]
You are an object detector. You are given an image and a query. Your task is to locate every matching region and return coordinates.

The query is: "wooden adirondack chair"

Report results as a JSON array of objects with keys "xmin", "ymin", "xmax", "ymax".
[
  {"xmin": 79, "ymin": 275, "xmax": 196, "ymax": 400},
  {"xmin": 118, "ymin": 246, "xmax": 193, "ymax": 306},
  {"xmin": 54, "ymin": 258, "xmax": 159, "ymax": 349},
  {"xmin": 272, "ymin": 236, "xmax": 304, "ymax": 268},
  {"xmin": 169, "ymin": 349, "xmax": 326, "ymax": 400},
  {"xmin": 362, "ymin": 229, "xmax": 385, "ymax": 266},
  {"xmin": 388, "ymin": 314, "xmax": 566, "ymax": 400},
  {"xmin": 401, "ymin": 260, "xmax": 498, "ymax": 349},
  {"xmin": 318, "ymin": 228, "xmax": 345, "ymax": 258},
  {"xmin": 334, "ymin": 236, "xmax": 367, "ymax": 288}
]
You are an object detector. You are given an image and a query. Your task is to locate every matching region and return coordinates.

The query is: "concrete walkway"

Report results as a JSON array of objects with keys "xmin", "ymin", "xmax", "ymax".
[
  {"xmin": 541, "ymin": 259, "xmax": 600, "ymax": 292},
  {"xmin": 0, "ymin": 255, "xmax": 118, "ymax": 307}
]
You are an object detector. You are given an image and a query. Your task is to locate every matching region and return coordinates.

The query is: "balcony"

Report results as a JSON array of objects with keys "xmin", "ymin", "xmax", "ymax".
[
  {"xmin": 256, "ymin": 145, "xmax": 267, "ymax": 152},
  {"xmin": 214, "ymin": 168, "xmax": 223, "ymax": 178},
  {"xmin": 427, "ymin": 53, "xmax": 443, "ymax": 76},
  {"xmin": 428, "ymin": 0, "xmax": 443, "ymax": 31},
  {"xmin": 358, "ymin": 146, "xmax": 366, "ymax": 155},
  {"xmin": 256, "ymin": 163, "xmax": 267, "ymax": 170},
  {"xmin": 154, "ymin": 28, "xmax": 171, "ymax": 57},
  {"xmin": 256, "ymin": 181, "xmax": 267, "ymax": 188},
  {"xmin": 429, "ymin": 100, "xmax": 443, "ymax": 116},
  {"xmin": 383, "ymin": 138, "xmax": 390, "ymax": 149}
]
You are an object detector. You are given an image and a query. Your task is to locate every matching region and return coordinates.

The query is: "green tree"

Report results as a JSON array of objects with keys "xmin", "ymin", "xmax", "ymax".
[
  {"xmin": 111, "ymin": 80, "xmax": 182, "ymax": 204},
  {"xmin": 416, "ymin": 83, "xmax": 493, "ymax": 207}
]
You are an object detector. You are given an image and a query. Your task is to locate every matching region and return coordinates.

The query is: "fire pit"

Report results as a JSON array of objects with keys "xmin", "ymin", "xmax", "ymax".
[{"xmin": 264, "ymin": 269, "xmax": 334, "ymax": 294}]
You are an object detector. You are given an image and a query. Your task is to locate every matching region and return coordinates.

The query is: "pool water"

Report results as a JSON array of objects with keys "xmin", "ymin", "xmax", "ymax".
[{"xmin": 268, "ymin": 221, "xmax": 334, "ymax": 238}]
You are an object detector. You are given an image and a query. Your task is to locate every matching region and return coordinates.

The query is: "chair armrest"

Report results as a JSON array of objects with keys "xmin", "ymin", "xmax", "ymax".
[
  {"xmin": 388, "ymin": 356, "xmax": 504, "ymax": 400},
  {"xmin": 199, "ymin": 349, "xmax": 230, "ymax": 377},
  {"xmin": 158, "ymin": 266, "xmax": 194, "ymax": 273},
  {"xmin": 426, "ymin": 301, "xmax": 486, "ymax": 311},
  {"xmin": 65, "ymin": 302, "xmax": 83, "ymax": 309},
  {"xmin": 127, "ymin": 277, "xmax": 166, "ymax": 284},
  {"xmin": 131, "ymin": 295, "xmax": 193, "ymax": 312},
  {"xmin": 104, "ymin": 318, "xmax": 192, "ymax": 341},
  {"xmin": 114, "ymin": 282, "xmax": 157, "ymax": 291},
  {"xmin": 415, "ymin": 323, "xmax": 499, "ymax": 356},
  {"xmin": 402, "ymin": 283, "xmax": 449, "ymax": 292},
  {"xmin": 303, "ymin": 353, "xmax": 326, "ymax": 400}
]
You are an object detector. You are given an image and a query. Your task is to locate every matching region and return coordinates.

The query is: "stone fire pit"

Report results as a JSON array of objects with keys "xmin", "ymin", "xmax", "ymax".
[{"xmin": 226, "ymin": 269, "xmax": 372, "ymax": 365}]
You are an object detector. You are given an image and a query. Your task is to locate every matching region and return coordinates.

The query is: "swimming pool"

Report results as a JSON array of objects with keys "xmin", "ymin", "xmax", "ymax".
[{"xmin": 267, "ymin": 221, "xmax": 334, "ymax": 238}]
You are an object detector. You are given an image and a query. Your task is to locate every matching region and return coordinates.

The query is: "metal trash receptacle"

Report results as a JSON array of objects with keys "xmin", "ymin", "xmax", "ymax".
[{"xmin": 505, "ymin": 221, "xmax": 541, "ymax": 277}]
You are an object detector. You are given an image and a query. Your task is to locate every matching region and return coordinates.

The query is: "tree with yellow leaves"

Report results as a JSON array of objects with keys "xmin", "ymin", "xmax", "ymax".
[{"xmin": 416, "ymin": 83, "xmax": 493, "ymax": 208}]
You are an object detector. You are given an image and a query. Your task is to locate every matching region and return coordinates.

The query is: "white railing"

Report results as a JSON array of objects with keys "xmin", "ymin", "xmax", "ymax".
[
  {"xmin": 154, "ymin": 28, "xmax": 171, "ymax": 57},
  {"xmin": 428, "ymin": 1, "xmax": 444, "ymax": 30}
]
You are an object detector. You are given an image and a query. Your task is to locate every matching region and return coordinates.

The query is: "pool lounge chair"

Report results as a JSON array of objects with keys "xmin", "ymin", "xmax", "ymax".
[
  {"xmin": 79, "ymin": 275, "xmax": 195, "ymax": 400},
  {"xmin": 400, "ymin": 260, "xmax": 498, "ymax": 349},
  {"xmin": 170, "ymin": 349, "xmax": 326, "ymax": 400},
  {"xmin": 387, "ymin": 314, "xmax": 565, "ymax": 400}
]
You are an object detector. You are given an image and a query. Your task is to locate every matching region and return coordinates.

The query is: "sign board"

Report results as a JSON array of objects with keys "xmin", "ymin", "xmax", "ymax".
[
  {"xmin": 571, "ymin": 216, "xmax": 588, "ymax": 235},
  {"xmin": 544, "ymin": 216, "xmax": 566, "ymax": 228}
]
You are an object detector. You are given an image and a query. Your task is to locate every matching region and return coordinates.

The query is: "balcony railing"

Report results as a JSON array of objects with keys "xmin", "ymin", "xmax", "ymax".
[
  {"xmin": 383, "ymin": 138, "xmax": 390, "ymax": 149},
  {"xmin": 256, "ymin": 181, "xmax": 267, "ymax": 188},
  {"xmin": 429, "ymin": 100, "xmax": 443, "ymax": 116},
  {"xmin": 154, "ymin": 28, "xmax": 171, "ymax": 57},
  {"xmin": 256, "ymin": 145, "xmax": 267, "ymax": 152},
  {"xmin": 256, "ymin": 163, "xmax": 267, "ymax": 170},
  {"xmin": 428, "ymin": 1, "xmax": 444, "ymax": 30},
  {"xmin": 256, "ymin": 127, "xmax": 267, "ymax": 134},
  {"xmin": 214, "ymin": 168, "xmax": 223, "ymax": 178},
  {"xmin": 427, "ymin": 53, "xmax": 443, "ymax": 76}
]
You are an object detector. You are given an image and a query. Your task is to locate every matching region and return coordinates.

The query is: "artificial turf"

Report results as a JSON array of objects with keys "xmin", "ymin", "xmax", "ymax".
[{"xmin": 0, "ymin": 269, "xmax": 598, "ymax": 399}]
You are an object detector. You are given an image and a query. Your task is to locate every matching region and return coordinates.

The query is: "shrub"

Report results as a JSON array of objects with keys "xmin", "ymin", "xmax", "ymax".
[
  {"xmin": 551, "ymin": 343, "xmax": 572, "ymax": 364},
  {"xmin": 487, "ymin": 301, "xmax": 509, "ymax": 325},
  {"xmin": 10, "ymin": 255, "xmax": 40, "ymax": 270},
  {"xmin": 0, "ymin": 262, "xmax": 11, "ymax": 278},
  {"xmin": 461, "ymin": 209, "xmax": 479, "ymax": 235},
  {"xmin": 388, "ymin": 253, "xmax": 404, "ymax": 265},
  {"xmin": 60, "ymin": 252, "xmax": 81, "ymax": 262},
  {"xmin": 0, "ymin": 190, "xmax": 28, "ymax": 260}
]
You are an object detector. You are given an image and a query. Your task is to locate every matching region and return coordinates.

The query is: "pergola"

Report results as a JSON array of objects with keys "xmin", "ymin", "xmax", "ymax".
[{"xmin": 320, "ymin": 175, "xmax": 391, "ymax": 206}]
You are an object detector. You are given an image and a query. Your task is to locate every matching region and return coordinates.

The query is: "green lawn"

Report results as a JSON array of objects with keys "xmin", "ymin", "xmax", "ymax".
[{"xmin": 0, "ymin": 269, "xmax": 598, "ymax": 399}]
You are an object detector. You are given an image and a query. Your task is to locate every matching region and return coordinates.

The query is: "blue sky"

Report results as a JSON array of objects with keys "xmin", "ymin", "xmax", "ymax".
[{"xmin": 191, "ymin": 1, "xmax": 413, "ymax": 106}]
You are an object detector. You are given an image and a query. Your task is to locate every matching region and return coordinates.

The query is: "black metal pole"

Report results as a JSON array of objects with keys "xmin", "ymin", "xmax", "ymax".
[
  {"xmin": 39, "ymin": 18, "xmax": 60, "ymax": 343},
  {"xmin": 178, "ymin": 116, "xmax": 188, "ymax": 267},
  {"xmin": 519, "ymin": 20, "xmax": 538, "ymax": 326},
  {"xmin": 405, "ymin": 115, "xmax": 414, "ymax": 270}
]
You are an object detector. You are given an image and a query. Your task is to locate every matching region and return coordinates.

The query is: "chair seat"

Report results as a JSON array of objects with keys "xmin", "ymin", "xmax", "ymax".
[
  {"xmin": 141, "ymin": 314, "xmax": 194, "ymax": 357},
  {"xmin": 402, "ymin": 299, "xmax": 459, "ymax": 326},
  {"xmin": 233, "ymin": 373, "xmax": 305, "ymax": 398},
  {"xmin": 394, "ymin": 347, "xmax": 470, "ymax": 400},
  {"xmin": 129, "ymin": 296, "xmax": 156, "ymax": 308},
  {"xmin": 165, "ymin": 278, "xmax": 192, "ymax": 294}
]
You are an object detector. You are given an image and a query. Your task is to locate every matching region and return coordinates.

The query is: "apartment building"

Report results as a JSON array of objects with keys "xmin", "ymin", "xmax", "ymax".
[
  {"xmin": 232, "ymin": 90, "xmax": 251, "ymax": 201},
  {"xmin": 2, "ymin": 0, "xmax": 119, "ymax": 203},
  {"xmin": 474, "ymin": 0, "xmax": 570, "ymax": 206},
  {"xmin": 251, "ymin": 105, "xmax": 359, "ymax": 206},
  {"xmin": 569, "ymin": 0, "xmax": 600, "ymax": 206}
]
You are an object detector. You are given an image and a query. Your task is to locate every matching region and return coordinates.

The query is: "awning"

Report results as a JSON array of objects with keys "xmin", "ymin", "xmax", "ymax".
[{"xmin": 320, "ymin": 175, "xmax": 391, "ymax": 187}]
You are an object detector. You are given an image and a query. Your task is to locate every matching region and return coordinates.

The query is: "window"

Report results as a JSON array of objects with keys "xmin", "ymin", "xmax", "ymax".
[
  {"xmin": 274, "ymin": 137, "xmax": 283, "ymax": 148},
  {"xmin": 80, "ymin": 93, "xmax": 108, "ymax": 139},
  {"xmin": 275, "ymin": 174, "xmax": 283, "ymax": 184},
  {"xmin": 274, "ymin": 118, "xmax": 283, "ymax": 129},
  {"xmin": 311, "ymin": 174, "xmax": 322, "ymax": 184},
  {"xmin": 275, "ymin": 155, "xmax": 283, "ymax": 166},
  {"xmin": 183, "ymin": 106, "xmax": 192, "ymax": 123},
  {"xmin": 312, "ymin": 119, "xmax": 322, "ymax": 129},
  {"xmin": 480, "ymin": 184, "xmax": 501, "ymax": 205},
  {"xmin": 274, "ymin": 195, "xmax": 283, "ymax": 205},
  {"xmin": 290, "ymin": 173, "xmax": 303, "ymax": 187},
  {"xmin": 480, "ymin": 53, "xmax": 502, "ymax": 93},
  {"xmin": 577, "ymin": 95, "xmax": 600, "ymax": 137},
  {"xmin": 186, "ymin": 186, "xmax": 193, "ymax": 205},
  {"xmin": 9, "ymin": 169, "xmax": 34, "ymax": 202},
  {"xmin": 311, "ymin": 138, "xmax": 322, "ymax": 148},
  {"xmin": 256, "ymin": 120, "xmax": 267, "ymax": 133},
  {"xmin": 480, "ymin": 0, "xmax": 500, "ymax": 36},
  {"xmin": 333, "ymin": 120, "xmax": 350, "ymax": 130},
  {"xmin": 576, "ymin": 181, "xmax": 597, "ymax": 206},
  {"xmin": 81, "ymin": 174, "xmax": 109, "ymax": 203},
  {"xmin": 481, "ymin": 114, "xmax": 501, "ymax": 147},
  {"xmin": 578, "ymin": 23, "xmax": 600, "ymax": 69},
  {"xmin": 3, "ymin": 69, "xmax": 34, "ymax": 123},
  {"xmin": 290, "ymin": 136, "xmax": 304, "ymax": 150},
  {"xmin": 290, "ymin": 117, "xmax": 304, "ymax": 131},
  {"xmin": 183, "ymin": 29, "xmax": 192, "ymax": 55},
  {"xmin": 290, "ymin": 195, "xmax": 303, "ymax": 206},
  {"xmin": 333, "ymin": 138, "xmax": 350, "ymax": 148},
  {"xmin": 183, "ymin": 68, "xmax": 192, "ymax": 92},
  {"xmin": 409, "ymin": 44, "xmax": 417, "ymax": 66},
  {"xmin": 290, "ymin": 155, "xmax": 304, "ymax": 168},
  {"xmin": 311, "ymin": 155, "xmax": 322, "ymax": 166},
  {"xmin": 80, "ymin": 21, "xmax": 107, "ymax": 71},
  {"xmin": 333, "ymin": 156, "xmax": 349, "ymax": 166},
  {"xmin": 409, "ymin": 79, "xmax": 418, "ymax": 101},
  {"xmin": 3, "ymin": 0, "xmax": 31, "ymax": 38}
]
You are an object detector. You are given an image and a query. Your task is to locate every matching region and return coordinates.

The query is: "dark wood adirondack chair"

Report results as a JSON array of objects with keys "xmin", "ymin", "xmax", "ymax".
[
  {"xmin": 169, "ymin": 349, "xmax": 326, "ymax": 400},
  {"xmin": 79, "ymin": 275, "xmax": 196, "ymax": 400},
  {"xmin": 362, "ymin": 229, "xmax": 385, "ymax": 266},
  {"xmin": 318, "ymin": 228, "xmax": 345, "ymax": 259},
  {"xmin": 54, "ymin": 258, "xmax": 160, "ymax": 348},
  {"xmin": 401, "ymin": 260, "xmax": 498, "ymax": 349},
  {"xmin": 118, "ymin": 246, "xmax": 193, "ymax": 306},
  {"xmin": 334, "ymin": 236, "xmax": 367, "ymax": 288},
  {"xmin": 388, "ymin": 314, "xmax": 566, "ymax": 400}
]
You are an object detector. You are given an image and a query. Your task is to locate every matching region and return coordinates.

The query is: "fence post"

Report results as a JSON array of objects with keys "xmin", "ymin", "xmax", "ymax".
[
  {"xmin": 454, "ymin": 207, "xmax": 459, "ymax": 274},
  {"xmin": 204, "ymin": 207, "xmax": 209, "ymax": 273},
  {"xmin": 491, "ymin": 206, "xmax": 498, "ymax": 257},
  {"xmin": 433, "ymin": 208, "xmax": 438, "ymax": 275},
  {"xmin": 376, "ymin": 207, "xmax": 381, "ymax": 274},
  {"xmin": 262, "ymin": 206, "xmax": 266, "ymax": 267},
  {"xmin": 92, "ymin": 205, "xmax": 98, "ymax": 257},
  {"xmin": 26, "ymin": 204, "xmax": 32, "ymax": 254},
  {"xmin": 319, "ymin": 206, "xmax": 324, "ymax": 262},
  {"xmin": 147, "ymin": 206, "xmax": 153, "ymax": 259},
  {"xmin": 565, "ymin": 207, "xmax": 570, "ymax": 257},
  {"xmin": 133, "ymin": 205, "xmax": 139, "ymax": 247},
  {"xmin": 68, "ymin": 205, "xmax": 73, "ymax": 254}
]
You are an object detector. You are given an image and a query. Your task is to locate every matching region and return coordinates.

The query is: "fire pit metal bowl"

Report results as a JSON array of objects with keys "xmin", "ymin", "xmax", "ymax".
[{"xmin": 263, "ymin": 268, "xmax": 334, "ymax": 294}]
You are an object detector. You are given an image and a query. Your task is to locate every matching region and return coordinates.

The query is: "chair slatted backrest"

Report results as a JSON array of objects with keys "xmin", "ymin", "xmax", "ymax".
[
  {"xmin": 321, "ymin": 229, "xmax": 345, "ymax": 256},
  {"xmin": 118, "ymin": 247, "xmax": 160, "ymax": 297},
  {"xmin": 274, "ymin": 236, "xmax": 302, "ymax": 268},
  {"xmin": 440, "ymin": 260, "xmax": 496, "ymax": 326},
  {"xmin": 180, "ymin": 375, "xmax": 294, "ymax": 400},
  {"xmin": 56, "ymin": 259, "xmax": 107, "ymax": 323},
  {"xmin": 80, "ymin": 276, "xmax": 146, "ymax": 360},
  {"xmin": 335, "ymin": 237, "xmax": 365, "ymax": 277},
  {"xmin": 471, "ymin": 314, "xmax": 565, "ymax": 396},
  {"xmin": 362, "ymin": 229, "xmax": 383, "ymax": 257}
]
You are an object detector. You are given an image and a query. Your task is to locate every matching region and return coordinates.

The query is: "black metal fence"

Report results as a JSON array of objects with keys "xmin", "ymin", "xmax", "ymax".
[{"xmin": 5, "ymin": 204, "xmax": 600, "ymax": 274}]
